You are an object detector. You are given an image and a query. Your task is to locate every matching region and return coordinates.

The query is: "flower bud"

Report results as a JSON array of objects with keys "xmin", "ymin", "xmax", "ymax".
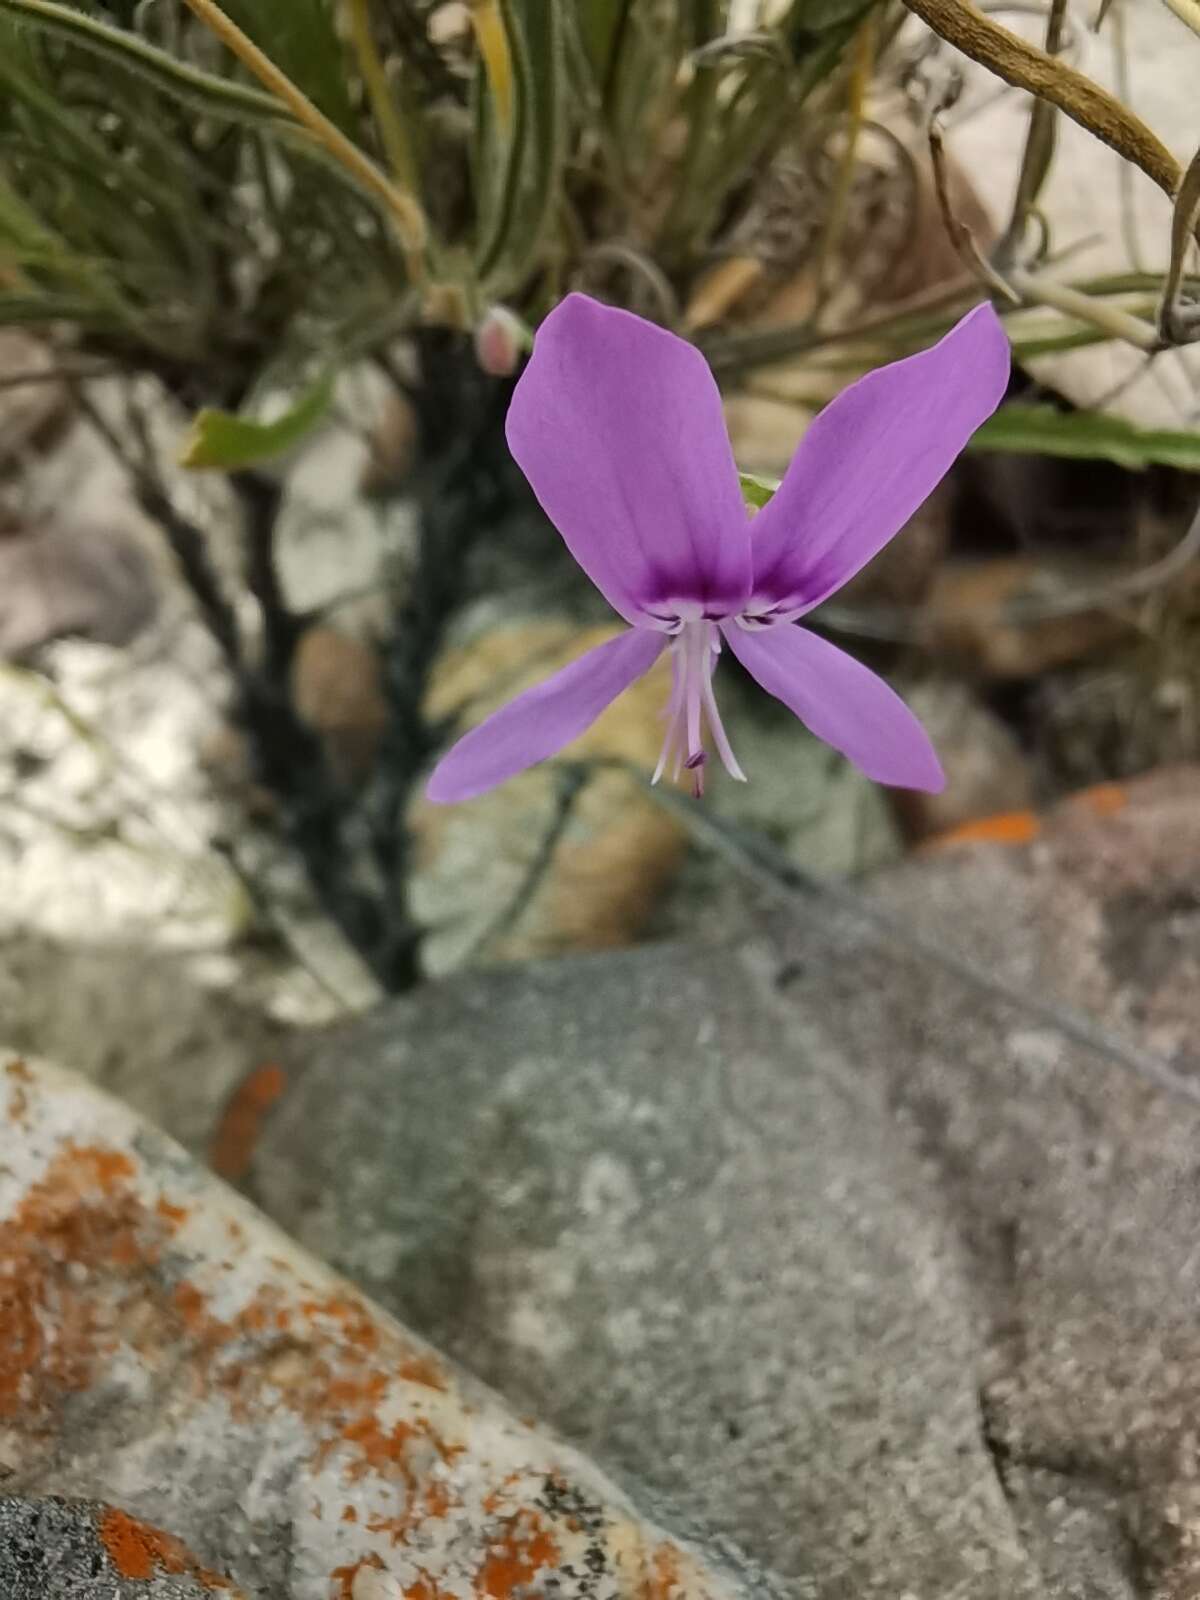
[{"xmin": 473, "ymin": 305, "xmax": 527, "ymax": 377}]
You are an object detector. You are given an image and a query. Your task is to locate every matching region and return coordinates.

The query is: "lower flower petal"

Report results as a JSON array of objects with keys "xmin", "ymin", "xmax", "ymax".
[
  {"xmin": 722, "ymin": 622, "xmax": 944, "ymax": 792},
  {"xmin": 426, "ymin": 627, "xmax": 667, "ymax": 803}
]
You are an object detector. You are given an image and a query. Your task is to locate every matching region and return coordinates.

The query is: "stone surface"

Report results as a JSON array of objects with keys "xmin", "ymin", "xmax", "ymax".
[
  {"xmin": 245, "ymin": 768, "xmax": 1200, "ymax": 1598},
  {"xmin": 291, "ymin": 625, "xmax": 389, "ymax": 786},
  {"xmin": 0, "ymin": 605, "xmax": 379, "ymax": 1027},
  {"xmin": 0, "ymin": 1497, "xmax": 246, "ymax": 1598},
  {"xmin": 892, "ymin": 679, "xmax": 1034, "ymax": 840},
  {"xmin": 917, "ymin": 557, "xmax": 1129, "ymax": 679},
  {"xmin": 411, "ymin": 621, "xmax": 687, "ymax": 974},
  {"xmin": 0, "ymin": 935, "xmax": 287, "ymax": 1160},
  {"xmin": 0, "ymin": 519, "xmax": 158, "ymax": 659},
  {"xmin": 0, "ymin": 1054, "xmax": 751, "ymax": 1600},
  {"xmin": 0, "ymin": 331, "xmax": 74, "ymax": 476}
]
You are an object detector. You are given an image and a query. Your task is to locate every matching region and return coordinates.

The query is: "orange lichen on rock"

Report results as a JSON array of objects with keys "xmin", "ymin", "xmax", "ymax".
[
  {"xmin": 209, "ymin": 1062, "xmax": 288, "ymax": 1181},
  {"xmin": 71, "ymin": 1145, "xmax": 137, "ymax": 1195},
  {"xmin": 0, "ymin": 1144, "xmax": 148, "ymax": 1424},
  {"xmin": 1068, "ymin": 782, "xmax": 1128, "ymax": 818},
  {"xmin": 100, "ymin": 1507, "xmax": 189, "ymax": 1579},
  {"xmin": 99, "ymin": 1507, "xmax": 231, "ymax": 1590},
  {"xmin": 157, "ymin": 1197, "xmax": 190, "ymax": 1229},
  {"xmin": 397, "ymin": 1354, "xmax": 448, "ymax": 1392},
  {"xmin": 478, "ymin": 1511, "xmax": 560, "ymax": 1598},
  {"xmin": 401, "ymin": 1575, "xmax": 457, "ymax": 1600},
  {"xmin": 6, "ymin": 1058, "xmax": 32, "ymax": 1122},
  {"xmin": 1, "ymin": 1086, "xmax": 733, "ymax": 1600},
  {"xmin": 330, "ymin": 1552, "xmax": 384, "ymax": 1598},
  {"xmin": 922, "ymin": 810, "xmax": 1042, "ymax": 851},
  {"xmin": 641, "ymin": 1543, "xmax": 685, "ymax": 1600}
]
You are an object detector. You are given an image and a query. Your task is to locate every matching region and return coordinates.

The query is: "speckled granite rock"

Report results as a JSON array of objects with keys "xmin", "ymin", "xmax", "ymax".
[
  {"xmin": 244, "ymin": 768, "xmax": 1200, "ymax": 1598},
  {"xmin": 0, "ymin": 1056, "xmax": 752, "ymax": 1600},
  {"xmin": 0, "ymin": 1497, "xmax": 245, "ymax": 1599}
]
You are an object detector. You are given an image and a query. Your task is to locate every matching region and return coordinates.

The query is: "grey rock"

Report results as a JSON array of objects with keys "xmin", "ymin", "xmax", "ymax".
[
  {"xmin": 244, "ymin": 767, "xmax": 1200, "ymax": 1598},
  {"xmin": 0, "ymin": 520, "xmax": 157, "ymax": 658},
  {"xmin": 0, "ymin": 332, "xmax": 74, "ymax": 471},
  {"xmin": 0, "ymin": 935, "xmax": 287, "ymax": 1160},
  {"xmin": 0, "ymin": 1496, "xmax": 240, "ymax": 1599},
  {"xmin": 0, "ymin": 1055, "xmax": 750, "ymax": 1600}
]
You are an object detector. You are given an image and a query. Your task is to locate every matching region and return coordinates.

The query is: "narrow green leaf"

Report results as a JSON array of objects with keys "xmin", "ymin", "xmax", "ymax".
[
  {"xmin": 970, "ymin": 403, "xmax": 1200, "ymax": 472},
  {"xmin": 739, "ymin": 470, "xmax": 780, "ymax": 508},
  {"xmin": 474, "ymin": 0, "xmax": 566, "ymax": 288},
  {"xmin": 577, "ymin": 0, "xmax": 627, "ymax": 82},
  {"xmin": 0, "ymin": 0, "xmax": 292, "ymax": 126},
  {"xmin": 179, "ymin": 375, "xmax": 334, "ymax": 470},
  {"xmin": 218, "ymin": 0, "xmax": 359, "ymax": 133}
]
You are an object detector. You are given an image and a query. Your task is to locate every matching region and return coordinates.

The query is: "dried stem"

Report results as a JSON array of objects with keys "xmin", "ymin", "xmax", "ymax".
[
  {"xmin": 821, "ymin": 491, "xmax": 1200, "ymax": 640},
  {"xmin": 231, "ymin": 472, "xmax": 301, "ymax": 684},
  {"xmin": 1160, "ymin": 144, "xmax": 1200, "ymax": 342},
  {"xmin": 75, "ymin": 385, "xmax": 243, "ymax": 668},
  {"xmin": 901, "ymin": 0, "xmax": 1185, "ymax": 208},
  {"xmin": 1006, "ymin": 267, "xmax": 1160, "ymax": 351},
  {"xmin": 928, "ymin": 116, "xmax": 1020, "ymax": 301},
  {"xmin": 996, "ymin": 0, "xmax": 1067, "ymax": 265},
  {"xmin": 465, "ymin": 764, "xmax": 590, "ymax": 961}
]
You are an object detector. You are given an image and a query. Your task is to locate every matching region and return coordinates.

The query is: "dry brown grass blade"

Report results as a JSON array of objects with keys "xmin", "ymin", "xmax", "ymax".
[
  {"xmin": 903, "ymin": 0, "xmax": 1185, "ymax": 210},
  {"xmin": 1160, "ymin": 144, "xmax": 1200, "ymax": 341}
]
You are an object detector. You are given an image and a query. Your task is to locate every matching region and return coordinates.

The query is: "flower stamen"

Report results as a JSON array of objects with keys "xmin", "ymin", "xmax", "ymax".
[{"xmin": 652, "ymin": 619, "xmax": 745, "ymax": 788}]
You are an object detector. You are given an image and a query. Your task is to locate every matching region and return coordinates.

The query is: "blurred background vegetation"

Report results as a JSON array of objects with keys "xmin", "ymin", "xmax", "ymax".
[{"xmin": 0, "ymin": 0, "xmax": 1198, "ymax": 1006}]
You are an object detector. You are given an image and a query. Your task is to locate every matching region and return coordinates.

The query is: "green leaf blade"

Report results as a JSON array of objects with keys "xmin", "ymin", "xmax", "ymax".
[
  {"xmin": 970, "ymin": 403, "xmax": 1200, "ymax": 472},
  {"xmin": 179, "ymin": 374, "xmax": 334, "ymax": 471}
]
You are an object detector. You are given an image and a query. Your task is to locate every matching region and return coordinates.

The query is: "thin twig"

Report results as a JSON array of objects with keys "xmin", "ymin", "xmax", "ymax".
[
  {"xmin": 996, "ymin": 0, "xmax": 1067, "ymax": 265},
  {"xmin": 928, "ymin": 115, "xmax": 1021, "ymax": 300},
  {"xmin": 75, "ymin": 384, "xmax": 243, "ymax": 667},
  {"xmin": 1007, "ymin": 266, "xmax": 1161, "ymax": 350},
  {"xmin": 628, "ymin": 773, "xmax": 1200, "ymax": 1112},
  {"xmin": 1160, "ymin": 143, "xmax": 1200, "ymax": 343},
  {"xmin": 820, "ymin": 492, "xmax": 1200, "ymax": 640},
  {"xmin": 929, "ymin": 110, "xmax": 1163, "ymax": 351},
  {"xmin": 231, "ymin": 471, "xmax": 300, "ymax": 684},
  {"xmin": 0, "ymin": 361, "xmax": 119, "ymax": 390},
  {"xmin": 464, "ymin": 764, "xmax": 589, "ymax": 961}
]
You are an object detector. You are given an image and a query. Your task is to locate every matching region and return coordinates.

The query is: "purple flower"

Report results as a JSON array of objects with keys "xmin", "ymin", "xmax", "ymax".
[{"xmin": 427, "ymin": 293, "xmax": 1010, "ymax": 804}]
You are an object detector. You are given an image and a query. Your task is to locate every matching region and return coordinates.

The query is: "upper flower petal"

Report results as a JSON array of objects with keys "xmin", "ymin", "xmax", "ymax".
[
  {"xmin": 749, "ymin": 304, "xmax": 1010, "ymax": 613},
  {"xmin": 426, "ymin": 626, "xmax": 666, "ymax": 803},
  {"xmin": 506, "ymin": 293, "xmax": 752, "ymax": 623},
  {"xmin": 722, "ymin": 622, "xmax": 944, "ymax": 791}
]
